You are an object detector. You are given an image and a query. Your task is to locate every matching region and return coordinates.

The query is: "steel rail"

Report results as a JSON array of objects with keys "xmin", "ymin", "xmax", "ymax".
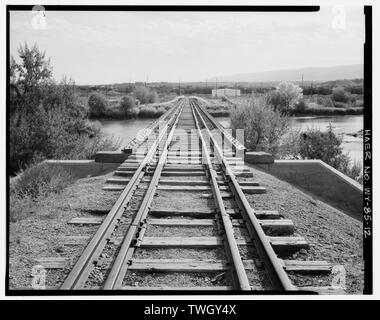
[
  {"xmin": 189, "ymin": 99, "xmax": 251, "ymax": 290},
  {"xmin": 123, "ymin": 96, "xmax": 184, "ymax": 151},
  {"xmin": 103, "ymin": 102, "xmax": 184, "ymax": 290},
  {"xmin": 60, "ymin": 99, "xmax": 184, "ymax": 290},
  {"xmin": 191, "ymin": 97, "xmax": 296, "ymax": 291},
  {"xmin": 194, "ymin": 99, "xmax": 245, "ymax": 152}
]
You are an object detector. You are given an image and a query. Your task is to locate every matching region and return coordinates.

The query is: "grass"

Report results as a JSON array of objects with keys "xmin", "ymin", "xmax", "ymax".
[
  {"xmin": 9, "ymin": 129, "xmax": 120, "ymax": 222},
  {"xmin": 56, "ymin": 134, "xmax": 122, "ymax": 160},
  {"xmin": 10, "ymin": 162, "xmax": 76, "ymax": 222},
  {"xmin": 293, "ymin": 105, "xmax": 363, "ymax": 116}
]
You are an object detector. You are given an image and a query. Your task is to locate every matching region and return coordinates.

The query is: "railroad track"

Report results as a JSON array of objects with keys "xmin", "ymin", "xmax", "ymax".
[{"xmin": 44, "ymin": 96, "xmax": 341, "ymax": 293}]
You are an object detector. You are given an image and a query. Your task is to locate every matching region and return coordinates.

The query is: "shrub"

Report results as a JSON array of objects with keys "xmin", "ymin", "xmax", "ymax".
[
  {"xmin": 155, "ymin": 107, "xmax": 166, "ymax": 117},
  {"xmin": 333, "ymin": 101, "xmax": 349, "ymax": 108},
  {"xmin": 138, "ymin": 106, "xmax": 157, "ymax": 118},
  {"xmin": 307, "ymin": 102, "xmax": 323, "ymax": 110},
  {"xmin": 316, "ymin": 96, "xmax": 334, "ymax": 108},
  {"xmin": 298, "ymin": 124, "xmax": 350, "ymax": 169},
  {"xmin": 345, "ymin": 160, "xmax": 363, "ymax": 184},
  {"xmin": 58, "ymin": 134, "xmax": 121, "ymax": 160},
  {"xmin": 277, "ymin": 128, "xmax": 302, "ymax": 159},
  {"xmin": 88, "ymin": 92, "xmax": 108, "ymax": 117},
  {"xmin": 268, "ymin": 82, "xmax": 303, "ymax": 113},
  {"xmin": 146, "ymin": 90, "xmax": 159, "ymax": 104},
  {"xmin": 293, "ymin": 99, "xmax": 307, "ymax": 114},
  {"xmin": 120, "ymin": 95, "xmax": 137, "ymax": 116},
  {"xmin": 230, "ymin": 96, "xmax": 289, "ymax": 154},
  {"xmin": 355, "ymin": 99, "xmax": 364, "ymax": 108},
  {"xmin": 10, "ymin": 105, "xmax": 53, "ymax": 172},
  {"xmin": 332, "ymin": 87, "xmax": 351, "ymax": 103},
  {"xmin": 134, "ymin": 86, "xmax": 159, "ymax": 104}
]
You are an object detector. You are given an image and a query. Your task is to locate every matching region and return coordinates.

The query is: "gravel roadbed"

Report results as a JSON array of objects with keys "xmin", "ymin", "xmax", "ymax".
[{"xmin": 9, "ymin": 173, "xmax": 120, "ymax": 290}]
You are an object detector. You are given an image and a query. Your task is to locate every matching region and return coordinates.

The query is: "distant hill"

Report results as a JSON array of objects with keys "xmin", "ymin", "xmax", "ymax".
[{"xmin": 207, "ymin": 64, "xmax": 363, "ymax": 83}]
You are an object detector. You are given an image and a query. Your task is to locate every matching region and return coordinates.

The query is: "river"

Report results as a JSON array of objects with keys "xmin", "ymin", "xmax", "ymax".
[{"xmin": 98, "ymin": 115, "xmax": 363, "ymax": 164}]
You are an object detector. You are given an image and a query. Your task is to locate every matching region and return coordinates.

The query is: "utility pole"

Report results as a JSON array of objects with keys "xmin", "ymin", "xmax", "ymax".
[
  {"xmin": 215, "ymin": 77, "xmax": 218, "ymax": 98},
  {"xmin": 301, "ymin": 74, "xmax": 304, "ymax": 90},
  {"xmin": 235, "ymin": 82, "xmax": 237, "ymax": 97},
  {"xmin": 179, "ymin": 79, "xmax": 181, "ymax": 95}
]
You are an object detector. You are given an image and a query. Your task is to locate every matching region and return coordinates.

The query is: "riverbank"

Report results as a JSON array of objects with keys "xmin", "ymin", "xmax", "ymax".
[
  {"xmin": 89, "ymin": 99, "xmax": 179, "ymax": 120},
  {"xmin": 208, "ymin": 107, "xmax": 363, "ymax": 117},
  {"xmin": 291, "ymin": 107, "xmax": 363, "ymax": 116}
]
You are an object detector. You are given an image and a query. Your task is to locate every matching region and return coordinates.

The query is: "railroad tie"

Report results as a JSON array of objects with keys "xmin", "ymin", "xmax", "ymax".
[
  {"xmin": 127, "ymin": 258, "xmax": 256, "ymax": 273},
  {"xmin": 33, "ymin": 257, "xmax": 70, "ymax": 269},
  {"xmin": 68, "ymin": 217, "xmax": 103, "ymax": 225},
  {"xmin": 138, "ymin": 236, "xmax": 309, "ymax": 255},
  {"xmin": 280, "ymin": 259, "xmax": 332, "ymax": 274}
]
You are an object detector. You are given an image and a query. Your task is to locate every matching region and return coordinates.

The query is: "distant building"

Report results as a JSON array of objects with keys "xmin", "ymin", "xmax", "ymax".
[{"xmin": 212, "ymin": 88, "xmax": 241, "ymax": 97}]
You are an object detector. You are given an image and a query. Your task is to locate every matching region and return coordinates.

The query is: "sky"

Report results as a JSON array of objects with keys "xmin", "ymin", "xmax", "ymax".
[{"xmin": 9, "ymin": 7, "xmax": 365, "ymax": 85}]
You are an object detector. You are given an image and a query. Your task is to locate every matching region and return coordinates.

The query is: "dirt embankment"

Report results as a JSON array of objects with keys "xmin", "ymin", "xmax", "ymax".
[{"xmin": 8, "ymin": 173, "xmax": 121, "ymax": 290}]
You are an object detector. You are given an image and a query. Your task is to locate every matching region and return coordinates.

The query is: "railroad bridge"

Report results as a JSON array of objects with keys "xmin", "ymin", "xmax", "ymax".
[{"xmin": 56, "ymin": 97, "xmax": 346, "ymax": 293}]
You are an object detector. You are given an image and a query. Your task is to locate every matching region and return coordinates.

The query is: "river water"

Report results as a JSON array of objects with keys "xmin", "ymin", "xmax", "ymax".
[{"xmin": 98, "ymin": 115, "xmax": 363, "ymax": 164}]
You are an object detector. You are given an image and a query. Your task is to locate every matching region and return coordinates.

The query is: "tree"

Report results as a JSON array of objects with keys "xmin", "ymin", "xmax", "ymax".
[
  {"xmin": 268, "ymin": 82, "xmax": 303, "ymax": 113},
  {"xmin": 88, "ymin": 92, "xmax": 108, "ymax": 117},
  {"xmin": 120, "ymin": 95, "xmax": 137, "ymax": 116},
  {"xmin": 331, "ymin": 86, "xmax": 351, "ymax": 103},
  {"xmin": 9, "ymin": 44, "xmax": 112, "ymax": 174},
  {"xmin": 10, "ymin": 43, "xmax": 53, "ymax": 114}
]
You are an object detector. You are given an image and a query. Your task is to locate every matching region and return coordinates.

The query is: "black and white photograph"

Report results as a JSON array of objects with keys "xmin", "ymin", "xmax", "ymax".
[{"xmin": 3, "ymin": 1, "xmax": 374, "ymax": 301}]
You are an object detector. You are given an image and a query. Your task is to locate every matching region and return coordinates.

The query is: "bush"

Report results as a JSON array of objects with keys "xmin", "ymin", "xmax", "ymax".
[
  {"xmin": 345, "ymin": 160, "xmax": 363, "ymax": 184},
  {"xmin": 355, "ymin": 99, "xmax": 364, "ymax": 108},
  {"xmin": 293, "ymin": 99, "xmax": 307, "ymax": 114},
  {"xmin": 284, "ymin": 125, "xmax": 362, "ymax": 184},
  {"xmin": 332, "ymin": 87, "xmax": 351, "ymax": 103},
  {"xmin": 138, "ymin": 106, "xmax": 157, "ymax": 118},
  {"xmin": 88, "ymin": 92, "xmax": 108, "ymax": 117},
  {"xmin": 134, "ymin": 86, "xmax": 159, "ymax": 104},
  {"xmin": 120, "ymin": 95, "xmax": 137, "ymax": 116},
  {"xmin": 230, "ymin": 96, "xmax": 289, "ymax": 154},
  {"xmin": 277, "ymin": 128, "xmax": 302, "ymax": 159},
  {"xmin": 146, "ymin": 91, "xmax": 159, "ymax": 104},
  {"xmin": 333, "ymin": 101, "xmax": 349, "ymax": 108},
  {"xmin": 298, "ymin": 124, "xmax": 350, "ymax": 169},
  {"xmin": 155, "ymin": 107, "xmax": 166, "ymax": 117},
  {"xmin": 268, "ymin": 82, "xmax": 303, "ymax": 113},
  {"xmin": 316, "ymin": 96, "xmax": 334, "ymax": 108}
]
